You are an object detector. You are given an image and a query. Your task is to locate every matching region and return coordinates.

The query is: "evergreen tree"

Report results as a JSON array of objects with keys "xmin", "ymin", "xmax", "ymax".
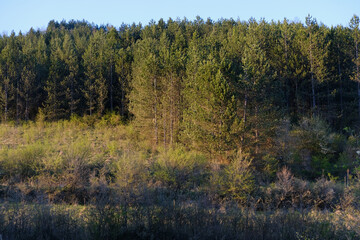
[
  {"xmin": 83, "ymin": 30, "xmax": 108, "ymax": 116},
  {"xmin": 182, "ymin": 31, "xmax": 236, "ymax": 156},
  {"xmin": 62, "ymin": 32, "xmax": 79, "ymax": 116},
  {"xmin": 350, "ymin": 15, "xmax": 360, "ymax": 122},
  {"xmin": 240, "ymin": 19, "xmax": 271, "ymax": 154},
  {"xmin": 20, "ymin": 66, "xmax": 36, "ymax": 121},
  {"xmin": 44, "ymin": 33, "xmax": 65, "ymax": 120},
  {"xmin": 302, "ymin": 16, "xmax": 328, "ymax": 116},
  {"xmin": 115, "ymin": 47, "xmax": 132, "ymax": 117},
  {"xmin": 0, "ymin": 32, "xmax": 21, "ymax": 122},
  {"xmin": 157, "ymin": 30, "xmax": 185, "ymax": 147},
  {"xmin": 20, "ymin": 29, "xmax": 39, "ymax": 120},
  {"xmin": 105, "ymin": 27, "xmax": 120, "ymax": 112},
  {"xmin": 130, "ymin": 37, "xmax": 161, "ymax": 145}
]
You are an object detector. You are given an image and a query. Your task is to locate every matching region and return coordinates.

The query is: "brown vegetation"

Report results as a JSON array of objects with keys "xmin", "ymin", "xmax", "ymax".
[{"xmin": 0, "ymin": 118, "xmax": 359, "ymax": 239}]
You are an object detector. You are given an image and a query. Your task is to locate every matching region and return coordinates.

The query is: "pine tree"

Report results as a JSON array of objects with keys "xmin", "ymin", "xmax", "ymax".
[
  {"xmin": 44, "ymin": 34, "xmax": 65, "ymax": 120},
  {"xmin": 115, "ymin": 47, "xmax": 131, "ymax": 116},
  {"xmin": 105, "ymin": 27, "xmax": 120, "ymax": 112},
  {"xmin": 83, "ymin": 30, "xmax": 108, "ymax": 116},
  {"xmin": 130, "ymin": 37, "xmax": 161, "ymax": 145},
  {"xmin": 62, "ymin": 32, "xmax": 79, "ymax": 116},
  {"xmin": 240, "ymin": 19, "xmax": 271, "ymax": 154},
  {"xmin": 302, "ymin": 15, "xmax": 328, "ymax": 116},
  {"xmin": 20, "ymin": 28, "xmax": 42, "ymax": 120},
  {"xmin": 182, "ymin": 32, "xmax": 236, "ymax": 156},
  {"xmin": 350, "ymin": 15, "xmax": 360, "ymax": 121},
  {"xmin": 20, "ymin": 66, "xmax": 36, "ymax": 121},
  {"xmin": 0, "ymin": 32, "xmax": 21, "ymax": 122},
  {"xmin": 157, "ymin": 30, "xmax": 186, "ymax": 147}
]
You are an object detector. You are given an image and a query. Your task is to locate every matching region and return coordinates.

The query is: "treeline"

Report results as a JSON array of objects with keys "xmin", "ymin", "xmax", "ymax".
[{"xmin": 0, "ymin": 16, "xmax": 360, "ymax": 158}]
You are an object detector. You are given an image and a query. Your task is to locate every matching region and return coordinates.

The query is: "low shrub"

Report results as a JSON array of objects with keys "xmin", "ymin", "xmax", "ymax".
[
  {"xmin": 150, "ymin": 146, "xmax": 209, "ymax": 193},
  {"xmin": 0, "ymin": 142, "xmax": 45, "ymax": 181}
]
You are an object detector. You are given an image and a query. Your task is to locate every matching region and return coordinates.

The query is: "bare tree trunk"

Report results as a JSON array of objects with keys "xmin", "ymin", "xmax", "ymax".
[
  {"xmin": 25, "ymin": 92, "xmax": 29, "ymax": 121},
  {"xmin": 89, "ymin": 79, "xmax": 92, "ymax": 116},
  {"xmin": 337, "ymin": 44, "xmax": 344, "ymax": 119},
  {"xmin": 4, "ymin": 84, "xmax": 8, "ymax": 122},
  {"xmin": 110, "ymin": 63, "xmax": 113, "ymax": 112},
  {"xmin": 121, "ymin": 80, "xmax": 125, "ymax": 116},
  {"xmin": 311, "ymin": 73, "xmax": 316, "ymax": 116},
  {"xmin": 16, "ymin": 78, "xmax": 19, "ymax": 124},
  {"xmin": 120, "ymin": 64, "xmax": 125, "ymax": 116},
  {"xmin": 70, "ymin": 74, "xmax": 74, "ymax": 116},
  {"xmin": 170, "ymin": 75, "xmax": 174, "ymax": 146},
  {"xmin": 255, "ymin": 105, "xmax": 259, "ymax": 154},
  {"xmin": 243, "ymin": 93, "xmax": 247, "ymax": 124},
  {"xmin": 308, "ymin": 30, "xmax": 317, "ymax": 117},
  {"xmin": 154, "ymin": 77, "xmax": 158, "ymax": 145},
  {"xmin": 284, "ymin": 30, "xmax": 290, "ymax": 114},
  {"xmin": 163, "ymin": 113, "xmax": 166, "ymax": 149},
  {"xmin": 356, "ymin": 40, "xmax": 360, "ymax": 121},
  {"xmin": 295, "ymin": 81, "xmax": 299, "ymax": 116},
  {"xmin": 310, "ymin": 55, "xmax": 316, "ymax": 116},
  {"xmin": 358, "ymin": 82, "xmax": 360, "ymax": 122}
]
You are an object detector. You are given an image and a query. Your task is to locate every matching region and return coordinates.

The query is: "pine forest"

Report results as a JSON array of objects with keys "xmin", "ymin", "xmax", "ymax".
[{"xmin": 0, "ymin": 16, "xmax": 360, "ymax": 239}]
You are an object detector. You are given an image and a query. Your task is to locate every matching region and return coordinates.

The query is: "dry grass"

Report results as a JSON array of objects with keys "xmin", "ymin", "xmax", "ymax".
[{"xmin": 0, "ymin": 119, "xmax": 359, "ymax": 239}]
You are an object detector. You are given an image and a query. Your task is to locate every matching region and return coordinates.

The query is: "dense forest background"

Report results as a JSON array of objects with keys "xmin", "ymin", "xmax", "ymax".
[
  {"xmin": 2, "ymin": 15, "xmax": 360, "ymax": 239},
  {"xmin": 1, "ymin": 15, "xmax": 360, "ymax": 179}
]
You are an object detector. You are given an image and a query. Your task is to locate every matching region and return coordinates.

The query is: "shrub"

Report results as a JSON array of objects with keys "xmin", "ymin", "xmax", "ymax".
[
  {"xmin": 218, "ymin": 150, "xmax": 254, "ymax": 202},
  {"xmin": 0, "ymin": 142, "xmax": 44, "ymax": 181},
  {"xmin": 151, "ymin": 146, "xmax": 209, "ymax": 192},
  {"xmin": 96, "ymin": 111, "xmax": 125, "ymax": 127},
  {"xmin": 289, "ymin": 117, "xmax": 337, "ymax": 179},
  {"xmin": 311, "ymin": 177, "xmax": 343, "ymax": 209}
]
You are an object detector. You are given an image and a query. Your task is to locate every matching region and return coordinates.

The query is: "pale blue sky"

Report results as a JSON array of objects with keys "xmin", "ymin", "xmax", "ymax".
[{"xmin": 0, "ymin": 0, "xmax": 359, "ymax": 35}]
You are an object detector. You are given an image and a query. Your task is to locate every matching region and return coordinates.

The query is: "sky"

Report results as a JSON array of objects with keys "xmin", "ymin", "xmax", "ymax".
[{"xmin": 0, "ymin": 0, "xmax": 359, "ymax": 35}]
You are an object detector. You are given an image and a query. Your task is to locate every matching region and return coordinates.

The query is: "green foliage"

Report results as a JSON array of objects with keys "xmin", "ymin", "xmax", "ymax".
[
  {"xmin": 151, "ymin": 147, "xmax": 208, "ymax": 191},
  {"xmin": 2, "ymin": 17, "xmax": 360, "ymax": 238},
  {"xmin": 311, "ymin": 155, "xmax": 331, "ymax": 177},
  {"xmin": 288, "ymin": 117, "xmax": 338, "ymax": 178},
  {"xmin": 114, "ymin": 150, "xmax": 148, "ymax": 188},
  {"xmin": 218, "ymin": 150, "xmax": 254, "ymax": 202},
  {"xmin": 96, "ymin": 112, "xmax": 125, "ymax": 127},
  {"xmin": 0, "ymin": 142, "xmax": 44, "ymax": 180},
  {"xmin": 261, "ymin": 154, "xmax": 279, "ymax": 181},
  {"xmin": 83, "ymin": 29, "xmax": 108, "ymax": 116}
]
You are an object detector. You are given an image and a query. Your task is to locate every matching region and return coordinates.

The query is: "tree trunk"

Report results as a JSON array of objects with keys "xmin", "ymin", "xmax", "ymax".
[
  {"xmin": 295, "ymin": 81, "xmax": 299, "ymax": 116},
  {"xmin": 243, "ymin": 93, "xmax": 247, "ymax": 124},
  {"xmin": 310, "ymin": 46, "xmax": 316, "ymax": 116},
  {"xmin": 356, "ymin": 40, "xmax": 360, "ymax": 121},
  {"xmin": 163, "ymin": 113, "xmax": 166, "ymax": 149},
  {"xmin": 311, "ymin": 73, "xmax": 316, "ymax": 116},
  {"xmin": 154, "ymin": 77, "xmax": 158, "ymax": 145},
  {"xmin": 120, "ymin": 64, "xmax": 125, "ymax": 116},
  {"xmin": 338, "ymin": 47, "xmax": 343, "ymax": 122},
  {"xmin": 16, "ymin": 78, "xmax": 19, "ymax": 124},
  {"xmin": 71, "ymin": 73, "xmax": 74, "ymax": 116},
  {"xmin": 4, "ymin": 84, "xmax": 8, "ymax": 123},
  {"xmin": 358, "ymin": 82, "xmax": 360, "ymax": 122},
  {"xmin": 110, "ymin": 62, "xmax": 113, "ymax": 112},
  {"xmin": 89, "ymin": 79, "xmax": 92, "ymax": 116},
  {"xmin": 284, "ymin": 30, "xmax": 290, "ymax": 114},
  {"xmin": 170, "ymin": 75, "xmax": 174, "ymax": 146},
  {"xmin": 255, "ymin": 105, "xmax": 259, "ymax": 154}
]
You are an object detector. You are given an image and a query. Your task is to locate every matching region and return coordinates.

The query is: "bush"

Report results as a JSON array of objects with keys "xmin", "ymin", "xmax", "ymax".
[
  {"xmin": 218, "ymin": 150, "xmax": 254, "ymax": 202},
  {"xmin": 151, "ymin": 146, "xmax": 209, "ymax": 193},
  {"xmin": 311, "ymin": 177, "xmax": 342, "ymax": 209},
  {"xmin": 0, "ymin": 142, "xmax": 44, "ymax": 181}
]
